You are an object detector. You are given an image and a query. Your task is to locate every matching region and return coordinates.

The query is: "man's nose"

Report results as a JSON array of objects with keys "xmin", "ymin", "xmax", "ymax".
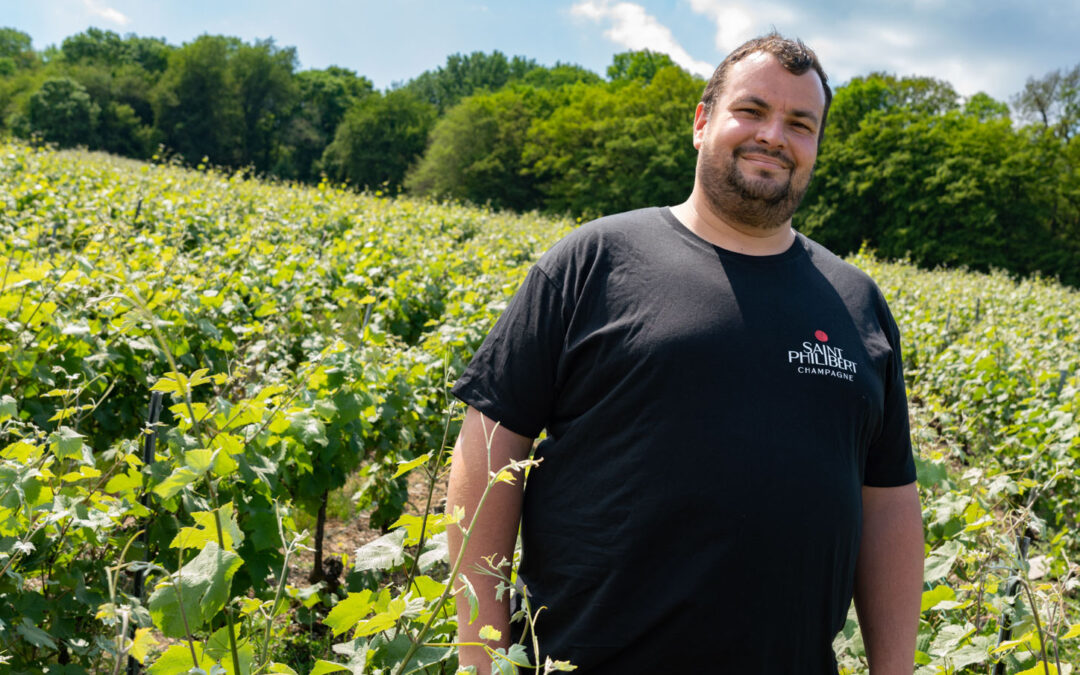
[{"xmin": 754, "ymin": 116, "xmax": 786, "ymax": 148}]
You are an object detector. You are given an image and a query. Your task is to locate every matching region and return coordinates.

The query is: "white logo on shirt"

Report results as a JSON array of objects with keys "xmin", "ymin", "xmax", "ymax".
[{"xmin": 787, "ymin": 330, "xmax": 857, "ymax": 381}]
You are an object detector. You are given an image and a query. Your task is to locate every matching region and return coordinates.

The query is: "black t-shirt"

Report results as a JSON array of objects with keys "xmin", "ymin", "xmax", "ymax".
[{"xmin": 452, "ymin": 207, "xmax": 916, "ymax": 674}]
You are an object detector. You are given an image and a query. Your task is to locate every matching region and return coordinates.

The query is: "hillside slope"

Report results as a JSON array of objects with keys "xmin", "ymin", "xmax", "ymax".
[{"xmin": 0, "ymin": 143, "xmax": 1076, "ymax": 673}]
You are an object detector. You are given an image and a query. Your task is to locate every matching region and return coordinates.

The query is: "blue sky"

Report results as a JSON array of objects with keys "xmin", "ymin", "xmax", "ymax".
[{"xmin": 3, "ymin": 0, "xmax": 1078, "ymax": 101}]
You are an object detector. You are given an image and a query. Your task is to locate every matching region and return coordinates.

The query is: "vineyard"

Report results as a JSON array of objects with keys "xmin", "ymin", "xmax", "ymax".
[{"xmin": 0, "ymin": 141, "xmax": 1077, "ymax": 674}]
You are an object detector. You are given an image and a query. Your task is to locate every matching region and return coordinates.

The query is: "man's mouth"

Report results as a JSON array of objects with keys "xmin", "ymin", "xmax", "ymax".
[{"xmin": 735, "ymin": 148, "xmax": 793, "ymax": 170}]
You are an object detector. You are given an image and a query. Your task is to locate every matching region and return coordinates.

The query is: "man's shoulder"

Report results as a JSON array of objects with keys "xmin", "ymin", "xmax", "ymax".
[
  {"xmin": 799, "ymin": 233, "xmax": 884, "ymax": 295},
  {"xmin": 559, "ymin": 207, "xmax": 667, "ymax": 243},
  {"xmin": 538, "ymin": 207, "xmax": 669, "ymax": 269},
  {"xmin": 797, "ymin": 234, "xmax": 901, "ymax": 338}
]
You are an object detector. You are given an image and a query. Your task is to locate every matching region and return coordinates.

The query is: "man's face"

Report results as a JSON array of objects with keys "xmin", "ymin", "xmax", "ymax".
[{"xmin": 693, "ymin": 52, "xmax": 826, "ymax": 231}]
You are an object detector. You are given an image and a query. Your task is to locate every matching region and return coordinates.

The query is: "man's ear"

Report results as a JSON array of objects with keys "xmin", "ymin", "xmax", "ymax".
[{"xmin": 692, "ymin": 102, "xmax": 708, "ymax": 150}]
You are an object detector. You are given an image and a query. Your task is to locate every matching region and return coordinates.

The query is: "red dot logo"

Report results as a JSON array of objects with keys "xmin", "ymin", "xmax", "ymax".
[{"xmin": 814, "ymin": 330, "xmax": 829, "ymax": 342}]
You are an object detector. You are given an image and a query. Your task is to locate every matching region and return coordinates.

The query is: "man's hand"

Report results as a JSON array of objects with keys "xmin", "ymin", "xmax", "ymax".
[
  {"xmin": 854, "ymin": 482, "xmax": 924, "ymax": 675},
  {"xmin": 447, "ymin": 406, "xmax": 534, "ymax": 675}
]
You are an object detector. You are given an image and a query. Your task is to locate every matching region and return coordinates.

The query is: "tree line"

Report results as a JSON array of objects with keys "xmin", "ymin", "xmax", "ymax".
[{"xmin": 1, "ymin": 27, "xmax": 1078, "ymax": 284}]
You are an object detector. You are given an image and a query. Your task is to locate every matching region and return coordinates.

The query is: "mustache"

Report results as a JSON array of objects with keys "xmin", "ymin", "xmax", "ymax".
[{"xmin": 734, "ymin": 145, "xmax": 794, "ymax": 169}]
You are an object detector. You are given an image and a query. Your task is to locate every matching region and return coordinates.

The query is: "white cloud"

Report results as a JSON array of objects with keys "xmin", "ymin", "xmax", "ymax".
[
  {"xmin": 805, "ymin": 21, "xmax": 1019, "ymax": 98},
  {"xmin": 687, "ymin": 0, "xmax": 799, "ymax": 52},
  {"xmin": 683, "ymin": 3, "xmax": 1020, "ymax": 99},
  {"xmin": 82, "ymin": 0, "xmax": 130, "ymax": 26},
  {"xmin": 805, "ymin": 22, "xmax": 928, "ymax": 84},
  {"xmin": 570, "ymin": 0, "xmax": 714, "ymax": 77}
]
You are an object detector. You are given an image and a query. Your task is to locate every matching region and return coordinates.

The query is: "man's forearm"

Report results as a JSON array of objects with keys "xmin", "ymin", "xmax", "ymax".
[
  {"xmin": 449, "ymin": 498, "xmax": 517, "ymax": 671},
  {"xmin": 854, "ymin": 482, "xmax": 924, "ymax": 674},
  {"xmin": 447, "ymin": 407, "xmax": 532, "ymax": 675}
]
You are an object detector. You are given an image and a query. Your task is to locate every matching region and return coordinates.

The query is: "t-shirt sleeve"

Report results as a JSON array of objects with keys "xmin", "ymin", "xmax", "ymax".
[
  {"xmin": 451, "ymin": 264, "xmax": 568, "ymax": 439},
  {"xmin": 863, "ymin": 305, "xmax": 917, "ymax": 487}
]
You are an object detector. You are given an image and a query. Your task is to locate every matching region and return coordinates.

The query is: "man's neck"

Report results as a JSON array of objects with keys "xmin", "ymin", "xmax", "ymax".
[{"xmin": 670, "ymin": 196, "xmax": 795, "ymax": 256}]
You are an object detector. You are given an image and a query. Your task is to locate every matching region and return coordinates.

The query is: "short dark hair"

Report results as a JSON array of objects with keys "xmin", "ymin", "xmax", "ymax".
[{"xmin": 701, "ymin": 31, "xmax": 832, "ymax": 143}]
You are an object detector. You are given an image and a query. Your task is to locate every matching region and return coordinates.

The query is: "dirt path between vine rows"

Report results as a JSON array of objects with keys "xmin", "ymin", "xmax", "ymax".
[{"xmin": 288, "ymin": 469, "xmax": 449, "ymax": 589}]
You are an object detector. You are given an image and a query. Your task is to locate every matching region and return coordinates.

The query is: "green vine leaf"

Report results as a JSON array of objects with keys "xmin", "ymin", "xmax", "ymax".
[
  {"xmin": 153, "ymin": 466, "xmax": 201, "ymax": 500},
  {"xmin": 309, "ymin": 661, "xmax": 350, "ymax": 675},
  {"xmin": 324, "ymin": 590, "xmax": 374, "ymax": 638},
  {"xmin": 353, "ymin": 529, "xmax": 406, "ymax": 572},
  {"xmin": 148, "ymin": 541, "xmax": 243, "ymax": 638},
  {"xmin": 146, "ymin": 642, "xmax": 216, "ymax": 674},
  {"xmin": 15, "ymin": 618, "xmax": 56, "ymax": 649},
  {"xmin": 48, "ymin": 426, "xmax": 85, "ymax": 462},
  {"xmin": 170, "ymin": 502, "xmax": 244, "ymax": 552}
]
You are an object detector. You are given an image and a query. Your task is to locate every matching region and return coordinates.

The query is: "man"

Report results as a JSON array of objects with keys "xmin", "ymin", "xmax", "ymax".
[{"xmin": 448, "ymin": 32, "xmax": 923, "ymax": 674}]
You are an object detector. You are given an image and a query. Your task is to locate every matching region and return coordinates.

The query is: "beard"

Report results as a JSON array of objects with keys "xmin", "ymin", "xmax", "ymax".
[{"xmin": 697, "ymin": 143, "xmax": 812, "ymax": 231}]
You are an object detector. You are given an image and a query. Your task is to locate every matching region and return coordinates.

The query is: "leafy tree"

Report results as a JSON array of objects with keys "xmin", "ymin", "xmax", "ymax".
[
  {"xmin": 61, "ymin": 27, "xmax": 128, "ymax": 66},
  {"xmin": 54, "ymin": 62, "xmax": 155, "ymax": 156},
  {"xmin": 406, "ymin": 50, "xmax": 537, "ymax": 111},
  {"xmin": 229, "ymin": 39, "xmax": 299, "ymax": 172},
  {"xmin": 1012, "ymin": 64, "xmax": 1080, "ymax": 140},
  {"xmin": 0, "ymin": 27, "xmax": 36, "ymax": 74},
  {"xmin": 0, "ymin": 27, "xmax": 32, "ymax": 59},
  {"xmin": 75, "ymin": 62, "xmax": 155, "ymax": 121},
  {"xmin": 802, "ymin": 68, "xmax": 1080, "ymax": 285},
  {"xmin": 150, "ymin": 34, "xmax": 310, "ymax": 172},
  {"xmin": 827, "ymin": 72, "xmax": 959, "ymax": 141},
  {"xmin": 152, "ymin": 35, "xmax": 244, "ymax": 166},
  {"xmin": 963, "ymin": 91, "xmax": 1010, "ymax": 122},
  {"xmin": 406, "ymin": 86, "xmax": 549, "ymax": 210},
  {"xmin": 524, "ymin": 65, "xmax": 702, "ymax": 216},
  {"xmin": 97, "ymin": 100, "xmax": 154, "ymax": 156},
  {"xmin": 36, "ymin": 29, "xmax": 167, "ymax": 156},
  {"xmin": 296, "ymin": 67, "xmax": 372, "ymax": 138},
  {"xmin": 0, "ymin": 71, "xmax": 41, "ymax": 136},
  {"xmin": 320, "ymin": 88, "xmax": 436, "ymax": 191},
  {"xmin": 125, "ymin": 34, "xmax": 171, "ymax": 74},
  {"xmin": 60, "ymin": 28, "xmax": 171, "ymax": 73},
  {"xmin": 1060, "ymin": 132, "xmax": 1080, "ymax": 236},
  {"xmin": 0, "ymin": 29, "xmax": 42, "ymax": 132},
  {"xmin": 607, "ymin": 49, "xmax": 678, "ymax": 83},
  {"xmin": 279, "ymin": 66, "xmax": 373, "ymax": 180},
  {"xmin": 28, "ymin": 77, "xmax": 98, "ymax": 147},
  {"xmin": 799, "ymin": 107, "xmax": 1080, "ymax": 285},
  {"xmin": 519, "ymin": 62, "xmax": 602, "ymax": 89}
]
